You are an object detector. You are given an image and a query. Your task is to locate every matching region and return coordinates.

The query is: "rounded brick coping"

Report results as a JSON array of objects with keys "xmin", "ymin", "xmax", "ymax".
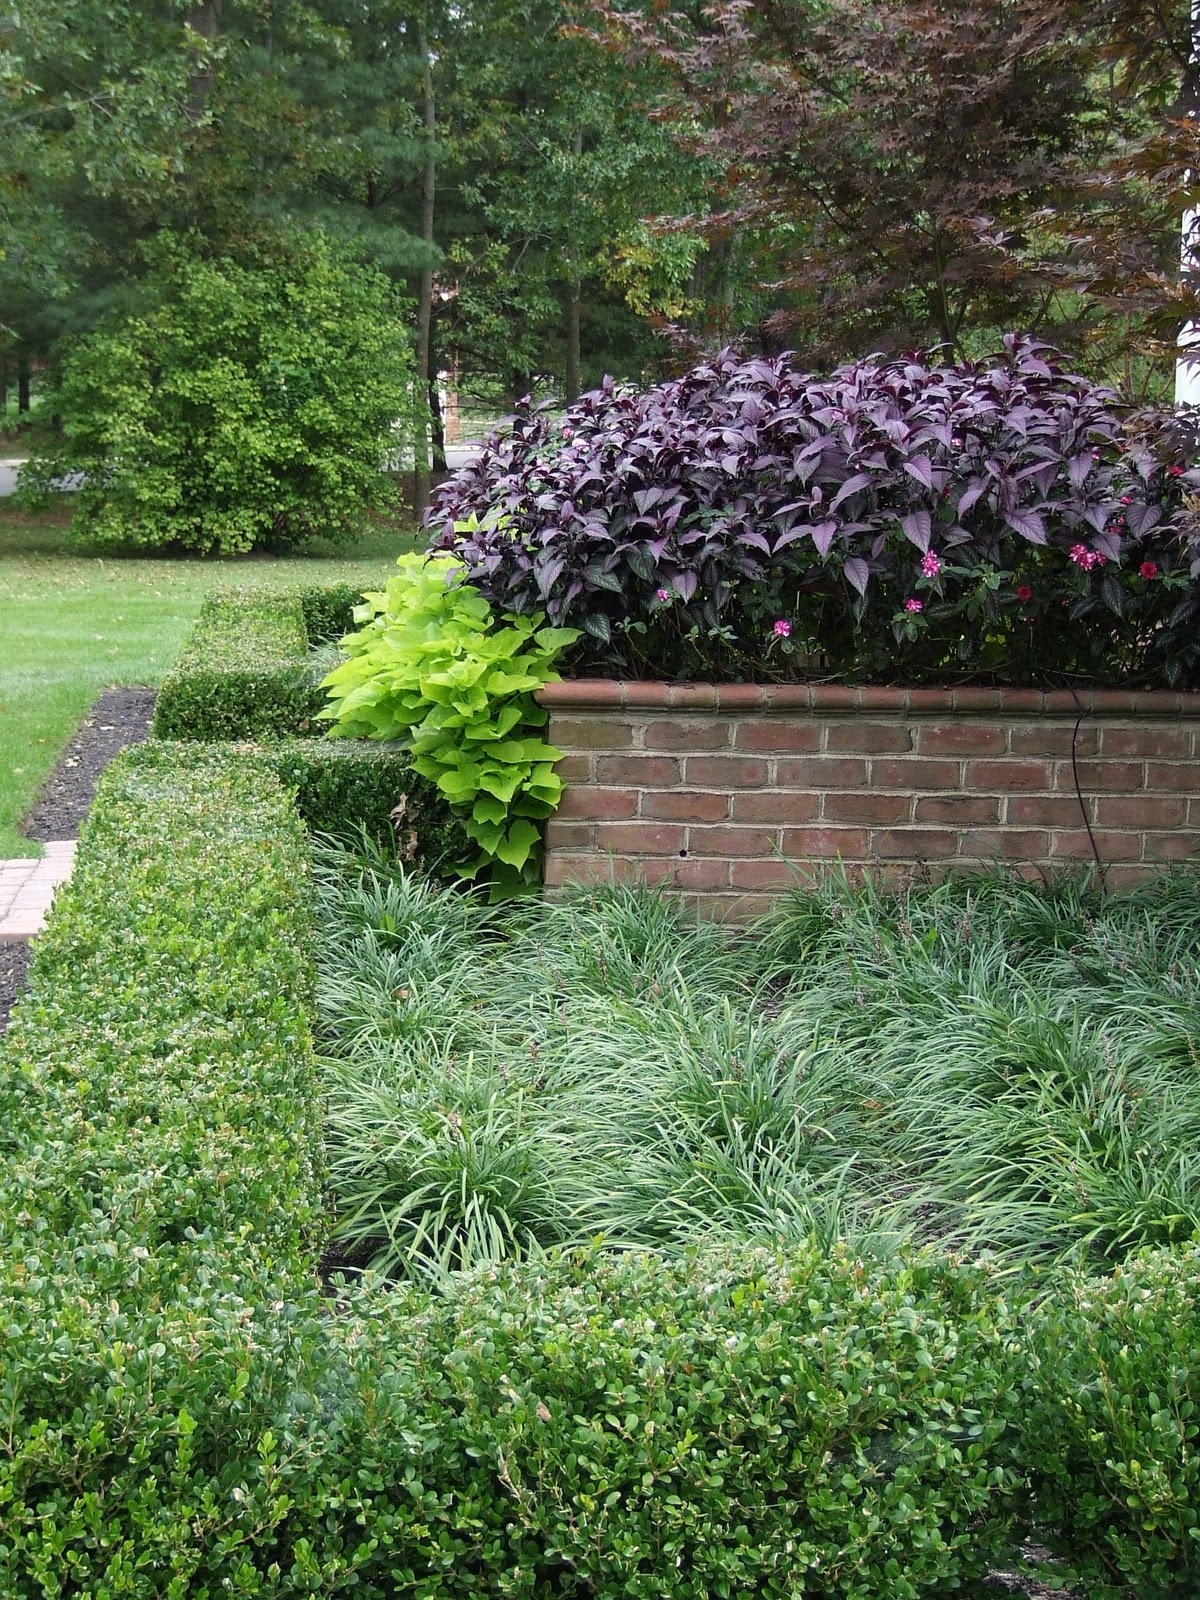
[{"xmin": 538, "ymin": 680, "xmax": 1200, "ymax": 718}]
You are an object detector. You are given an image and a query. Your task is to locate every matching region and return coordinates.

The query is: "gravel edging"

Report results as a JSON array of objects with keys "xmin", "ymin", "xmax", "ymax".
[{"xmin": 0, "ymin": 940, "xmax": 30, "ymax": 1033}]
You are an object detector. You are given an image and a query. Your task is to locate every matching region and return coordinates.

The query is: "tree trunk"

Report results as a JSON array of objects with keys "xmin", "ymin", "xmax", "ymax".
[
  {"xmin": 565, "ymin": 281, "xmax": 581, "ymax": 404},
  {"xmin": 412, "ymin": 12, "xmax": 437, "ymax": 522},
  {"xmin": 0, "ymin": 352, "xmax": 7, "ymax": 412},
  {"xmin": 185, "ymin": 1, "xmax": 223, "ymax": 124},
  {"xmin": 18, "ymin": 356, "xmax": 31, "ymax": 413},
  {"xmin": 429, "ymin": 377, "xmax": 447, "ymax": 472},
  {"xmin": 564, "ymin": 127, "xmax": 583, "ymax": 404}
]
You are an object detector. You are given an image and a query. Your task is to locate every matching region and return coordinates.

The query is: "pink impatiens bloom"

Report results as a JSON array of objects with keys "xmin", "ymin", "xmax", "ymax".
[
  {"xmin": 1017, "ymin": 584, "xmax": 1033, "ymax": 602},
  {"xmin": 656, "ymin": 587, "xmax": 671, "ymax": 601},
  {"xmin": 905, "ymin": 598, "xmax": 923, "ymax": 613},
  {"xmin": 921, "ymin": 551, "xmax": 941, "ymax": 577},
  {"xmin": 1140, "ymin": 561, "xmax": 1159, "ymax": 580},
  {"xmin": 1168, "ymin": 464, "xmax": 1184, "ymax": 476},
  {"xmin": 772, "ymin": 618, "xmax": 792, "ymax": 638},
  {"xmin": 1069, "ymin": 544, "xmax": 1100, "ymax": 569}
]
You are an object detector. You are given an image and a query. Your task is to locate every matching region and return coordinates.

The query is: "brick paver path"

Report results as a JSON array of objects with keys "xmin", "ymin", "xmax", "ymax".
[{"xmin": 0, "ymin": 842, "xmax": 77, "ymax": 940}]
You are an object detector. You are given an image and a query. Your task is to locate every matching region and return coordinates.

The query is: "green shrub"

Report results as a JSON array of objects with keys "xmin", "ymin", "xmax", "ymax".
[
  {"xmin": 296, "ymin": 581, "xmax": 364, "ymax": 643},
  {"xmin": 321, "ymin": 552, "xmax": 578, "ymax": 894},
  {"xmin": 261, "ymin": 737, "xmax": 465, "ymax": 859},
  {"xmin": 0, "ymin": 742, "xmax": 339, "ymax": 1596},
  {"xmin": 326, "ymin": 1244, "xmax": 1023, "ymax": 1600},
  {"xmin": 1019, "ymin": 1246, "xmax": 1200, "ymax": 1598},
  {"xmin": 19, "ymin": 230, "xmax": 413, "ymax": 555},
  {"xmin": 153, "ymin": 588, "xmax": 329, "ymax": 740}
]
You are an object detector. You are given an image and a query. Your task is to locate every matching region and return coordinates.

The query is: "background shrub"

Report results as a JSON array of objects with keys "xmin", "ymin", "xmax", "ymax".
[
  {"xmin": 19, "ymin": 230, "xmax": 413, "ymax": 554},
  {"xmin": 429, "ymin": 339, "xmax": 1200, "ymax": 687}
]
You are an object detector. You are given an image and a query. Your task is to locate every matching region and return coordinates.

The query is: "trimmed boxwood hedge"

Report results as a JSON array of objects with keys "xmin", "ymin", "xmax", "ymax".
[
  {"xmin": 230, "ymin": 736, "xmax": 466, "ymax": 858},
  {"xmin": 295, "ymin": 581, "xmax": 363, "ymax": 644},
  {"xmin": 0, "ymin": 743, "xmax": 335, "ymax": 1594},
  {"xmin": 152, "ymin": 583, "xmax": 364, "ymax": 741},
  {"xmin": 4, "ymin": 740, "xmax": 1199, "ymax": 1597}
]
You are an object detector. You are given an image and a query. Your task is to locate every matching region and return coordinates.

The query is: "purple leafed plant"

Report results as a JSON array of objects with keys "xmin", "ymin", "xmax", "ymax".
[{"xmin": 427, "ymin": 339, "xmax": 1200, "ymax": 686}]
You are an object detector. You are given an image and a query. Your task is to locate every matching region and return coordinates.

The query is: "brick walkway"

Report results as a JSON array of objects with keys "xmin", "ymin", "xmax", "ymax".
[{"xmin": 0, "ymin": 843, "xmax": 77, "ymax": 941}]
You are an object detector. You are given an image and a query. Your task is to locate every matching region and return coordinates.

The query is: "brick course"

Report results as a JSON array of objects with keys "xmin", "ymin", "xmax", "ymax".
[{"xmin": 539, "ymin": 681, "xmax": 1200, "ymax": 916}]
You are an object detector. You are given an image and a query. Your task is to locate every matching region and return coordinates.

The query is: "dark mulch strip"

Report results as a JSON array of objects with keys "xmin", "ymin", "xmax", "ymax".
[
  {"xmin": 0, "ymin": 940, "xmax": 31, "ymax": 1034},
  {"xmin": 21, "ymin": 686, "xmax": 156, "ymax": 841}
]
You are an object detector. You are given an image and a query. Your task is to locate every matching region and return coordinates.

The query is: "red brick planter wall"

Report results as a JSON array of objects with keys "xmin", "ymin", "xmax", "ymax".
[{"xmin": 538, "ymin": 681, "xmax": 1200, "ymax": 918}]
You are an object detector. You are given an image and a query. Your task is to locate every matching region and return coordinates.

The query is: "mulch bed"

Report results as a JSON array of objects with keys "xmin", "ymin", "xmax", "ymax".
[
  {"xmin": 0, "ymin": 686, "xmax": 155, "ymax": 1034},
  {"xmin": 0, "ymin": 940, "xmax": 30, "ymax": 1035},
  {"xmin": 21, "ymin": 686, "xmax": 156, "ymax": 842}
]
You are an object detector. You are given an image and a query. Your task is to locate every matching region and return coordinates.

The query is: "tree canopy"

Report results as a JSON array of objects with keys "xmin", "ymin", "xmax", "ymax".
[{"xmin": 2, "ymin": 0, "xmax": 1197, "ymax": 417}]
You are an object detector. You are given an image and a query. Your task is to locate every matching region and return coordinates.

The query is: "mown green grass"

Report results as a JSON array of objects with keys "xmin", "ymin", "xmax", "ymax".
[
  {"xmin": 314, "ymin": 854, "xmax": 1200, "ymax": 1283},
  {"xmin": 0, "ymin": 498, "xmax": 417, "ymax": 855}
]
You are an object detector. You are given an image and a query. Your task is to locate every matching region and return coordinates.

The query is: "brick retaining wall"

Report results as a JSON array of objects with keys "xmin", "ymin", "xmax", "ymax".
[{"xmin": 538, "ymin": 682, "xmax": 1200, "ymax": 918}]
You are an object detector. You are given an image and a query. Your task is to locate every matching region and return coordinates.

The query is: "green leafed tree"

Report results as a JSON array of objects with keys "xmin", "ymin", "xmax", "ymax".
[
  {"xmin": 19, "ymin": 231, "xmax": 414, "ymax": 553},
  {"xmin": 438, "ymin": 0, "xmax": 710, "ymax": 406}
]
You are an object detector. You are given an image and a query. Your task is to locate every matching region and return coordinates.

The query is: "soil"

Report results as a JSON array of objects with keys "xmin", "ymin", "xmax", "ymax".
[
  {"xmin": 0, "ymin": 941, "xmax": 30, "ymax": 1035},
  {"xmin": 1, "ymin": 687, "xmax": 156, "ymax": 1034},
  {"xmin": 21, "ymin": 687, "xmax": 156, "ymax": 842}
]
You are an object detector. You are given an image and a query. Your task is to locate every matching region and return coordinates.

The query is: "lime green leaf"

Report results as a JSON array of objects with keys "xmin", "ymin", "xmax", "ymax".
[{"xmin": 493, "ymin": 819, "xmax": 542, "ymax": 869}]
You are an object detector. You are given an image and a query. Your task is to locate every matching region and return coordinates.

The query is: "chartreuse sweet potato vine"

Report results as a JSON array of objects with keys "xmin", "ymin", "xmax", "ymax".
[{"xmin": 320, "ymin": 553, "xmax": 578, "ymax": 894}]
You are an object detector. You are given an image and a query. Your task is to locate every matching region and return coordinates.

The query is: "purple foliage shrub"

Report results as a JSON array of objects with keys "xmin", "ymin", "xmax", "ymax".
[{"xmin": 428, "ymin": 339, "xmax": 1200, "ymax": 686}]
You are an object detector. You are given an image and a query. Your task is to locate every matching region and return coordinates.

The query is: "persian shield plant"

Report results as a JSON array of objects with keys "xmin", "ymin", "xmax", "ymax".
[{"xmin": 429, "ymin": 339, "xmax": 1200, "ymax": 686}]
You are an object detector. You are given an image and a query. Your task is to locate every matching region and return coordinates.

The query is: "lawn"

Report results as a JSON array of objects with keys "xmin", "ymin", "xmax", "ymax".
[{"xmin": 0, "ymin": 498, "xmax": 417, "ymax": 855}]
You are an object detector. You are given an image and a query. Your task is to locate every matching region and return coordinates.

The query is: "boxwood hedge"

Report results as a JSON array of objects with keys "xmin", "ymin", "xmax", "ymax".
[
  {"xmin": 3, "ymin": 739, "xmax": 1197, "ymax": 1597},
  {"xmin": 0, "ymin": 743, "xmax": 334, "ymax": 1595},
  {"xmin": 152, "ymin": 585, "xmax": 361, "ymax": 742}
]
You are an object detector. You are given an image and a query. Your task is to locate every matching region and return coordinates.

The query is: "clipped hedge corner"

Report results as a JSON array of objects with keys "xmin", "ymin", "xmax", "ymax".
[{"xmin": 153, "ymin": 587, "xmax": 333, "ymax": 740}]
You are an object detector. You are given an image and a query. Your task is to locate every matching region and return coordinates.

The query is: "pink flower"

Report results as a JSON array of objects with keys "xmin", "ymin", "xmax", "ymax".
[
  {"xmin": 655, "ymin": 587, "xmax": 671, "ymax": 601},
  {"xmin": 1139, "ymin": 561, "xmax": 1159, "ymax": 580},
  {"xmin": 772, "ymin": 618, "xmax": 792, "ymax": 637},
  {"xmin": 1017, "ymin": 584, "xmax": 1033, "ymax": 602},
  {"xmin": 921, "ymin": 551, "xmax": 941, "ymax": 577},
  {"xmin": 1168, "ymin": 464, "xmax": 1184, "ymax": 477},
  {"xmin": 1069, "ymin": 543, "xmax": 1099, "ymax": 570},
  {"xmin": 1120, "ymin": 495, "xmax": 1133, "ymax": 505},
  {"xmin": 905, "ymin": 598, "xmax": 923, "ymax": 613}
]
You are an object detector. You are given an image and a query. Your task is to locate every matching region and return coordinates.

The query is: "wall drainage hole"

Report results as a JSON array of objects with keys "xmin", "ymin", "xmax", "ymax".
[{"xmin": 678, "ymin": 849, "xmax": 689, "ymax": 858}]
